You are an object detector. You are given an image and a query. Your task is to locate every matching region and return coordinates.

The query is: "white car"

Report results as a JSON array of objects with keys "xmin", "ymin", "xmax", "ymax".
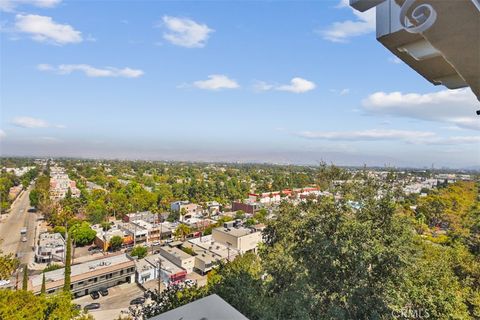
[
  {"xmin": 0, "ymin": 280, "xmax": 11, "ymax": 286},
  {"xmin": 184, "ymin": 279, "xmax": 196, "ymax": 286}
]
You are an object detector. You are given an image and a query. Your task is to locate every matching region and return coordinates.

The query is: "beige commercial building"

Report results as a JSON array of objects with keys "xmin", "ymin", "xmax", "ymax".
[
  {"xmin": 212, "ymin": 227, "xmax": 262, "ymax": 254},
  {"xmin": 185, "ymin": 235, "xmax": 241, "ymax": 274},
  {"xmin": 159, "ymin": 246, "xmax": 195, "ymax": 273},
  {"xmin": 29, "ymin": 254, "xmax": 135, "ymax": 298}
]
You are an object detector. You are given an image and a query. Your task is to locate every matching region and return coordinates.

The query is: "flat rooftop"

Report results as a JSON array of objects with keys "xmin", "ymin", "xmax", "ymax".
[
  {"xmin": 160, "ymin": 246, "xmax": 193, "ymax": 260},
  {"xmin": 214, "ymin": 226, "xmax": 255, "ymax": 238},
  {"xmin": 148, "ymin": 294, "xmax": 248, "ymax": 320},
  {"xmin": 31, "ymin": 253, "xmax": 134, "ymax": 287},
  {"xmin": 144, "ymin": 254, "xmax": 184, "ymax": 276},
  {"xmin": 38, "ymin": 233, "xmax": 65, "ymax": 248},
  {"xmin": 188, "ymin": 235, "xmax": 239, "ymax": 259}
]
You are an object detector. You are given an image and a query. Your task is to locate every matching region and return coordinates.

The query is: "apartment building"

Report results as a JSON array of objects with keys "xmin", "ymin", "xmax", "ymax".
[
  {"xmin": 124, "ymin": 211, "xmax": 158, "ymax": 223},
  {"xmin": 49, "ymin": 166, "xmax": 80, "ymax": 201},
  {"xmin": 122, "ymin": 222, "xmax": 148, "ymax": 244},
  {"xmin": 170, "ymin": 201, "xmax": 202, "ymax": 217},
  {"xmin": 29, "ymin": 254, "xmax": 135, "ymax": 298},
  {"xmin": 231, "ymin": 201, "xmax": 261, "ymax": 215},
  {"xmin": 205, "ymin": 201, "xmax": 221, "ymax": 215},
  {"xmin": 35, "ymin": 233, "xmax": 65, "ymax": 263},
  {"xmin": 93, "ymin": 223, "xmax": 133, "ymax": 251},
  {"xmin": 129, "ymin": 220, "xmax": 175, "ymax": 243}
]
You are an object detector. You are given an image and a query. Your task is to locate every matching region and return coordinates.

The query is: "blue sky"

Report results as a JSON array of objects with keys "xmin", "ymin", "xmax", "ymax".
[{"xmin": 1, "ymin": 0, "xmax": 479, "ymax": 168}]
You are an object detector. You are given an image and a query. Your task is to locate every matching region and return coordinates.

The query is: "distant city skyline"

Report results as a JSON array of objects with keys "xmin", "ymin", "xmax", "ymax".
[{"xmin": 1, "ymin": 0, "xmax": 479, "ymax": 168}]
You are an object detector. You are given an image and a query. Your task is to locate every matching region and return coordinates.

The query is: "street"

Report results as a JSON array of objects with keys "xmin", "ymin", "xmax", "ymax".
[
  {"xmin": 74, "ymin": 282, "xmax": 145, "ymax": 320},
  {"xmin": 0, "ymin": 184, "xmax": 39, "ymax": 266}
]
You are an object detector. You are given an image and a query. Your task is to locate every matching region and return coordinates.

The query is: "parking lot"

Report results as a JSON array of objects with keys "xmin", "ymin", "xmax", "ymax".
[{"xmin": 74, "ymin": 282, "xmax": 145, "ymax": 319}]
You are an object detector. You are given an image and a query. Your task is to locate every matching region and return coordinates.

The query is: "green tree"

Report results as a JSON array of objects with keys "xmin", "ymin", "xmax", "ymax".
[
  {"xmin": 0, "ymin": 240, "xmax": 19, "ymax": 279},
  {"xmin": 131, "ymin": 283, "xmax": 206, "ymax": 318},
  {"xmin": 130, "ymin": 246, "xmax": 148, "ymax": 259},
  {"xmin": 41, "ymin": 273, "xmax": 46, "ymax": 295},
  {"xmin": 109, "ymin": 235, "xmax": 123, "ymax": 251},
  {"xmin": 180, "ymin": 207, "xmax": 188, "ymax": 222},
  {"xmin": 22, "ymin": 265, "xmax": 28, "ymax": 290},
  {"xmin": 69, "ymin": 221, "xmax": 96, "ymax": 246},
  {"xmin": 235, "ymin": 210, "xmax": 245, "ymax": 220},
  {"xmin": 0, "ymin": 289, "xmax": 81, "ymax": 320},
  {"xmin": 396, "ymin": 242, "xmax": 471, "ymax": 319},
  {"xmin": 29, "ymin": 189, "xmax": 41, "ymax": 207},
  {"xmin": 174, "ymin": 224, "xmax": 191, "ymax": 241},
  {"xmin": 64, "ymin": 233, "xmax": 71, "ymax": 292},
  {"xmin": 166, "ymin": 210, "xmax": 179, "ymax": 222},
  {"xmin": 43, "ymin": 264, "xmax": 62, "ymax": 273},
  {"xmin": 208, "ymin": 253, "xmax": 267, "ymax": 319},
  {"xmin": 101, "ymin": 221, "xmax": 111, "ymax": 231},
  {"xmin": 0, "ymin": 290, "xmax": 46, "ymax": 319}
]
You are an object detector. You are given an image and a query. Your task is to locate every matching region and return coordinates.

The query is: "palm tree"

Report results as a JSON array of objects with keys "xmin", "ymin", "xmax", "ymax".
[{"xmin": 174, "ymin": 224, "xmax": 191, "ymax": 241}]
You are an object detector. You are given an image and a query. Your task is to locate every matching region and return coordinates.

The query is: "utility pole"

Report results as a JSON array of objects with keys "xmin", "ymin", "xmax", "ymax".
[
  {"xmin": 133, "ymin": 223, "xmax": 137, "ymax": 247},
  {"xmin": 226, "ymin": 243, "xmax": 231, "ymax": 262},
  {"xmin": 157, "ymin": 258, "xmax": 162, "ymax": 293}
]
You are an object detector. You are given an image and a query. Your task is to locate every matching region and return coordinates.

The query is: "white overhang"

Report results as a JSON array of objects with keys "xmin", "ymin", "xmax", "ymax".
[{"xmin": 351, "ymin": 0, "xmax": 480, "ymax": 101}]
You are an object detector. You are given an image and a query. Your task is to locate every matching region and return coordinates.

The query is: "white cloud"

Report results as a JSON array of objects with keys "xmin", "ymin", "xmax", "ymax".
[
  {"xmin": 11, "ymin": 116, "xmax": 65, "ymax": 129},
  {"xmin": 161, "ymin": 16, "xmax": 213, "ymax": 48},
  {"xmin": 0, "ymin": 129, "xmax": 5, "ymax": 139},
  {"xmin": 37, "ymin": 64, "xmax": 144, "ymax": 78},
  {"xmin": 298, "ymin": 129, "xmax": 435, "ymax": 141},
  {"xmin": 330, "ymin": 88, "xmax": 350, "ymax": 95},
  {"xmin": 297, "ymin": 128, "xmax": 480, "ymax": 146},
  {"xmin": 253, "ymin": 81, "xmax": 274, "ymax": 92},
  {"xmin": 362, "ymin": 88, "xmax": 480, "ymax": 131},
  {"xmin": 37, "ymin": 63, "xmax": 53, "ymax": 71},
  {"xmin": 319, "ymin": 0, "xmax": 375, "ymax": 43},
  {"xmin": 277, "ymin": 77, "xmax": 316, "ymax": 93},
  {"xmin": 192, "ymin": 74, "xmax": 239, "ymax": 90},
  {"xmin": 0, "ymin": 0, "xmax": 61, "ymax": 12},
  {"xmin": 413, "ymin": 136, "xmax": 480, "ymax": 145},
  {"xmin": 15, "ymin": 14, "xmax": 82, "ymax": 45},
  {"xmin": 257, "ymin": 77, "xmax": 316, "ymax": 94}
]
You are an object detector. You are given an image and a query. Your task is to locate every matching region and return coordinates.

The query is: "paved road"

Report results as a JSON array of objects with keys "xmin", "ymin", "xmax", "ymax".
[
  {"xmin": 75, "ymin": 282, "xmax": 145, "ymax": 319},
  {"xmin": 0, "ymin": 184, "xmax": 38, "ymax": 265}
]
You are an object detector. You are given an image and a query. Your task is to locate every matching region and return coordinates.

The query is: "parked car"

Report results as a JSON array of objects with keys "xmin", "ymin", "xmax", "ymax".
[
  {"xmin": 130, "ymin": 297, "xmax": 145, "ymax": 305},
  {"xmin": 84, "ymin": 303, "xmax": 100, "ymax": 311},
  {"xmin": 90, "ymin": 248, "xmax": 102, "ymax": 255},
  {"xmin": 90, "ymin": 291, "xmax": 100, "ymax": 300},
  {"xmin": 0, "ymin": 280, "xmax": 11, "ymax": 286},
  {"xmin": 99, "ymin": 288, "xmax": 109, "ymax": 296},
  {"xmin": 184, "ymin": 279, "xmax": 196, "ymax": 286}
]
